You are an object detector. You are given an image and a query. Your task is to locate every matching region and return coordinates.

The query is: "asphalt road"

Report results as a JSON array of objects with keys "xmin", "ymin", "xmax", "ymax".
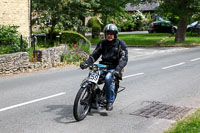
[{"xmin": 0, "ymin": 46, "xmax": 200, "ymax": 133}]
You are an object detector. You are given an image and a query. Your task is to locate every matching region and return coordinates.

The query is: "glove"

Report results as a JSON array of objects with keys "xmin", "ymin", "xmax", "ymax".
[
  {"xmin": 80, "ymin": 62, "xmax": 88, "ymax": 69},
  {"xmin": 113, "ymin": 71, "xmax": 121, "ymax": 78}
]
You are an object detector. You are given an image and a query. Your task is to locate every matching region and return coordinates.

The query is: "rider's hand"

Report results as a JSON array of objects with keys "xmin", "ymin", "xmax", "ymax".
[
  {"xmin": 113, "ymin": 71, "xmax": 121, "ymax": 78},
  {"xmin": 80, "ymin": 62, "xmax": 88, "ymax": 69}
]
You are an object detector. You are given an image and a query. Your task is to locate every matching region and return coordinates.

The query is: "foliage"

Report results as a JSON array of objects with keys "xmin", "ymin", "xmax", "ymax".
[
  {"xmin": 87, "ymin": 17, "xmax": 102, "ymax": 38},
  {"xmin": 130, "ymin": 0, "xmax": 200, "ymax": 42},
  {"xmin": 119, "ymin": 21, "xmax": 135, "ymax": 31},
  {"xmin": 0, "ymin": 42, "xmax": 27, "ymax": 54},
  {"xmin": 0, "ymin": 45, "xmax": 12, "ymax": 54},
  {"xmin": 145, "ymin": 12, "xmax": 154, "ymax": 24},
  {"xmin": 156, "ymin": 0, "xmax": 200, "ymax": 42},
  {"xmin": 0, "ymin": 25, "xmax": 27, "ymax": 54},
  {"xmin": 162, "ymin": 13, "xmax": 179, "ymax": 25},
  {"xmin": 60, "ymin": 31, "xmax": 91, "ymax": 47},
  {"xmin": 132, "ymin": 10, "xmax": 147, "ymax": 30},
  {"xmin": 35, "ymin": 39, "xmax": 57, "ymax": 49},
  {"xmin": 61, "ymin": 43, "xmax": 90, "ymax": 64},
  {"xmin": 88, "ymin": 17, "xmax": 100, "ymax": 27},
  {"xmin": 92, "ymin": 24, "xmax": 101, "ymax": 38},
  {"xmin": 0, "ymin": 25, "xmax": 20, "ymax": 45},
  {"xmin": 32, "ymin": 0, "xmax": 95, "ymax": 39},
  {"xmin": 165, "ymin": 108, "xmax": 200, "ymax": 133},
  {"xmin": 32, "ymin": 0, "xmax": 135, "ymax": 38},
  {"xmin": 190, "ymin": 13, "xmax": 200, "ymax": 24},
  {"xmin": 116, "ymin": 10, "xmax": 148, "ymax": 31},
  {"xmin": 112, "ymin": 12, "xmax": 134, "ymax": 31},
  {"xmin": 157, "ymin": 0, "xmax": 200, "ymax": 19},
  {"xmin": 60, "ymin": 31, "xmax": 91, "ymax": 64},
  {"xmin": 93, "ymin": 0, "xmax": 130, "ymax": 25}
]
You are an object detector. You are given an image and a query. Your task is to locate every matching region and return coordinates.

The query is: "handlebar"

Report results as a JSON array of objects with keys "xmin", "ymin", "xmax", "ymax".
[{"xmin": 88, "ymin": 64, "xmax": 122, "ymax": 80}]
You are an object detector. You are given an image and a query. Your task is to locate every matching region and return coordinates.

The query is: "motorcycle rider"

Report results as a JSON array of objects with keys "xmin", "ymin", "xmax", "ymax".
[{"xmin": 80, "ymin": 24, "xmax": 128, "ymax": 111}]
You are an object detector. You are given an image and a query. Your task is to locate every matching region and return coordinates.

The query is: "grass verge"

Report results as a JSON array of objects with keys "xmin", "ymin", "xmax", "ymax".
[
  {"xmin": 162, "ymin": 35, "xmax": 200, "ymax": 47},
  {"xmin": 91, "ymin": 33, "xmax": 170, "ymax": 46},
  {"xmin": 165, "ymin": 109, "xmax": 200, "ymax": 133},
  {"xmin": 90, "ymin": 33, "xmax": 200, "ymax": 47}
]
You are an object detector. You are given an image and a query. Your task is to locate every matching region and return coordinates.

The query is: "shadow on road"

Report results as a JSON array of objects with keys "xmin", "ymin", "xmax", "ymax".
[
  {"xmin": 44, "ymin": 105, "xmax": 109, "ymax": 124},
  {"xmin": 44, "ymin": 104, "xmax": 77, "ymax": 124},
  {"xmin": 88, "ymin": 109, "xmax": 108, "ymax": 117}
]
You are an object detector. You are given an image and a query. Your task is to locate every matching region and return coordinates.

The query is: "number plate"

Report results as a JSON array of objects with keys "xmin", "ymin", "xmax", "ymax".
[{"xmin": 88, "ymin": 71, "xmax": 100, "ymax": 83}]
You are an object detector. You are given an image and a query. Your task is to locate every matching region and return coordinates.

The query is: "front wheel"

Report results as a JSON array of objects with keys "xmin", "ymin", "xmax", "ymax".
[
  {"xmin": 114, "ymin": 80, "xmax": 119, "ymax": 98},
  {"xmin": 73, "ymin": 87, "xmax": 91, "ymax": 121}
]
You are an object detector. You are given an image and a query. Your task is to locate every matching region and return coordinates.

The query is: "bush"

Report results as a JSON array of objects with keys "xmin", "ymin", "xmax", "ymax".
[
  {"xmin": 132, "ymin": 10, "xmax": 147, "ymax": 30},
  {"xmin": 119, "ymin": 21, "xmax": 135, "ymax": 31},
  {"xmin": 92, "ymin": 24, "xmax": 101, "ymax": 38},
  {"xmin": 0, "ymin": 25, "xmax": 19, "ymax": 45},
  {"xmin": 60, "ymin": 31, "xmax": 91, "ymax": 47},
  {"xmin": 87, "ymin": 17, "xmax": 102, "ymax": 38},
  {"xmin": 0, "ymin": 25, "xmax": 27, "ymax": 54},
  {"xmin": 61, "ymin": 43, "xmax": 89, "ymax": 65}
]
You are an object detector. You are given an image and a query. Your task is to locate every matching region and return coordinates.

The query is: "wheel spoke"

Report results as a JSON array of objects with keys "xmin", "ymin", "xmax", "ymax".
[{"xmin": 73, "ymin": 87, "xmax": 91, "ymax": 121}]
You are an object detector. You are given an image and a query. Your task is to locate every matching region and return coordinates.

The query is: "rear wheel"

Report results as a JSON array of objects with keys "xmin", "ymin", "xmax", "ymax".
[{"xmin": 73, "ymin": 87, "xmax": 91, "ymax": 121}]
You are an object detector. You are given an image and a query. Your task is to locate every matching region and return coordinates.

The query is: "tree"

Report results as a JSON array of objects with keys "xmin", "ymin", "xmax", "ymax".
[
  {"xmin": 32, "ymin": 0, "xmax": 67, "ymax": 40},
  {"xmin": 158, "ymin": 0, "xmax": 200, "ymax": 42},
  {"xmin": 129, "ymin": 0, "xmax": 200, "ymax": 42},
  {"xmin": 32, "ymin": 0, "xmax": 94, "ymax": 39},
  {"xmin": 93, "ymin": 0, "xmax": 130, "ymax": 25}
]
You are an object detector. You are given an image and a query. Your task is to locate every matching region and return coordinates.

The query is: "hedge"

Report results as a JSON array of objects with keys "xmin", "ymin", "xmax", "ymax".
[
  {"xmin": 87, "ymin": 17, "xmax": 102, "ymax": 38},
  {"xmin": 60, "ymin": 31, "xmax": 91, "ymax": 46}
]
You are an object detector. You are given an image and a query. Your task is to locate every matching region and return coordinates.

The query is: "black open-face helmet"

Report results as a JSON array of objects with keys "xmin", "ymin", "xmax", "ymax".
[{"xmin": 103, "ymin": 24, "xmax": 118, "ymax": 39}]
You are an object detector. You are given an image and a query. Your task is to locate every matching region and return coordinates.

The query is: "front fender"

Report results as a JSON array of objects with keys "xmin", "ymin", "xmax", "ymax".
[
  {"xmin": 81, "ymin": 81, "xmax": 90, "ymax": 88},
  {"xmin": 81, "ymin": 80, "xmax": 94, "ymax": 88}
]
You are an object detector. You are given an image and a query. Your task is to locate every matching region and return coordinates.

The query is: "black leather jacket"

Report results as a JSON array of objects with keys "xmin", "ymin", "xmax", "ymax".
[{"xmin": 86, "ymin": 39, "xmax": 128, "ymax": 72}]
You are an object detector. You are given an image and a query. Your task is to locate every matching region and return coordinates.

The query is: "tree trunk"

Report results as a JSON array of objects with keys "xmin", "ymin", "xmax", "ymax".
[
  {"xmin": 49, "ymin": 25, "xmax": 55, "ymax": 41},
  {"xmin": 49, "ymin": 18, "xmax": 57, "ymax": 41},
  {"xmin": 175, "ymin": 16, "xmax": 188, "ymax": 42},
  {"xmin": 77, "ymin": 16, "xmax": 86, "ymax": 36}
]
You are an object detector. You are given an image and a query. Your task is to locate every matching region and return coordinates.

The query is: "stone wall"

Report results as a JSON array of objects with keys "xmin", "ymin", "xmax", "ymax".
[
  {"xmin": 34, "ymin": 45, "xmax": 66, "ymax": 69},
  {"xmin": 0, "ymin": 52, "xmax": 29, "ymax": 74},
  {"xmin": 0, "ymin": 0, "xmax": 30, "ymax": 39},
  {"xmin": 0, "ymin": 45, "xmax": 67, "ymax": 75}
]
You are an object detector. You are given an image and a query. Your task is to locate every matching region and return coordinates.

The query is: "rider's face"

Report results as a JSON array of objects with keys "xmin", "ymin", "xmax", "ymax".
[{"xmin": 106, "ymin": 33, "xmax": 114, "ymax": 41}]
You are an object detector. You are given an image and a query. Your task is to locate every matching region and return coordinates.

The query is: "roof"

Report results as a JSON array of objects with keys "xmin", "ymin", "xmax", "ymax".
[{"xmin": 126, "ymin": 2, "xmax": 160, "ymax": 12}]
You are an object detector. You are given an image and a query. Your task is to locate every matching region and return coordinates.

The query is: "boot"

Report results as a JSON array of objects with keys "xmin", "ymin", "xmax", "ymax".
[{"xmin": 106, "ymin": 102, "xmax": 113, "ymax": 111}]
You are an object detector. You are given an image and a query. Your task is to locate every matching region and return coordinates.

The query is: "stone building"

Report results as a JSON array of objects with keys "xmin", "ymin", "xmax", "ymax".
[{"xmin": 0, "ymin": 0, "xmax": 31, "ymax": 44}]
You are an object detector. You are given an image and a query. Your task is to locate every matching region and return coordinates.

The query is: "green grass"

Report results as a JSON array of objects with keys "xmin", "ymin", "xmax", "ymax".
[
  {"xmin": 91, "ymin": 33, "xmax": 170, "ymax": 46},
  {"xmin": 163, "ymin": 35, "xmax": 200, "ymax": 47},
  {"xmin": 90, "ymin": 33, "xmax": 200, "ymax": 47},
  {"xmin": 165, "ymin": 109, "xmax": 200, "ymax": 133},
  {"xmin": 118, "ymin": 33, "xmax": 169, "ymax": 46}
]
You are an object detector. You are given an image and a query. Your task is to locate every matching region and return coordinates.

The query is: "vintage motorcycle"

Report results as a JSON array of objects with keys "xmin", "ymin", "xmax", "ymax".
[{"xmin": 73, "ymin": 64, "xmax": 125, "ymax": 121}]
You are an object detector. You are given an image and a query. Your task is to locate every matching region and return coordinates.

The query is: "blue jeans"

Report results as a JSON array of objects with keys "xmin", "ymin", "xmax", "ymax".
[{"xmin": 101, "ymin": 69, "xmax": 115, "ymax": 103}]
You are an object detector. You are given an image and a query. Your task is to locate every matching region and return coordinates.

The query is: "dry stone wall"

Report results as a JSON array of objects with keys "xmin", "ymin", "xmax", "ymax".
[
  {"xmin": 0, "ymin": 45, "xmax": 66, "ymax": 75},
  {"xmin": 0, "ymin": 52, "xmax": 29, "ymax": 74}
]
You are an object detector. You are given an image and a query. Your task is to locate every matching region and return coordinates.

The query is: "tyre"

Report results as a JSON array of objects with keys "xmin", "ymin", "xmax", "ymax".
[
  {"xmin": 73, "ymin": 87, "xmax": 91, "ymax": 121},
  {"xmin": 114, "ymin": 80, "xmax": 119, "ymax": 99}
]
